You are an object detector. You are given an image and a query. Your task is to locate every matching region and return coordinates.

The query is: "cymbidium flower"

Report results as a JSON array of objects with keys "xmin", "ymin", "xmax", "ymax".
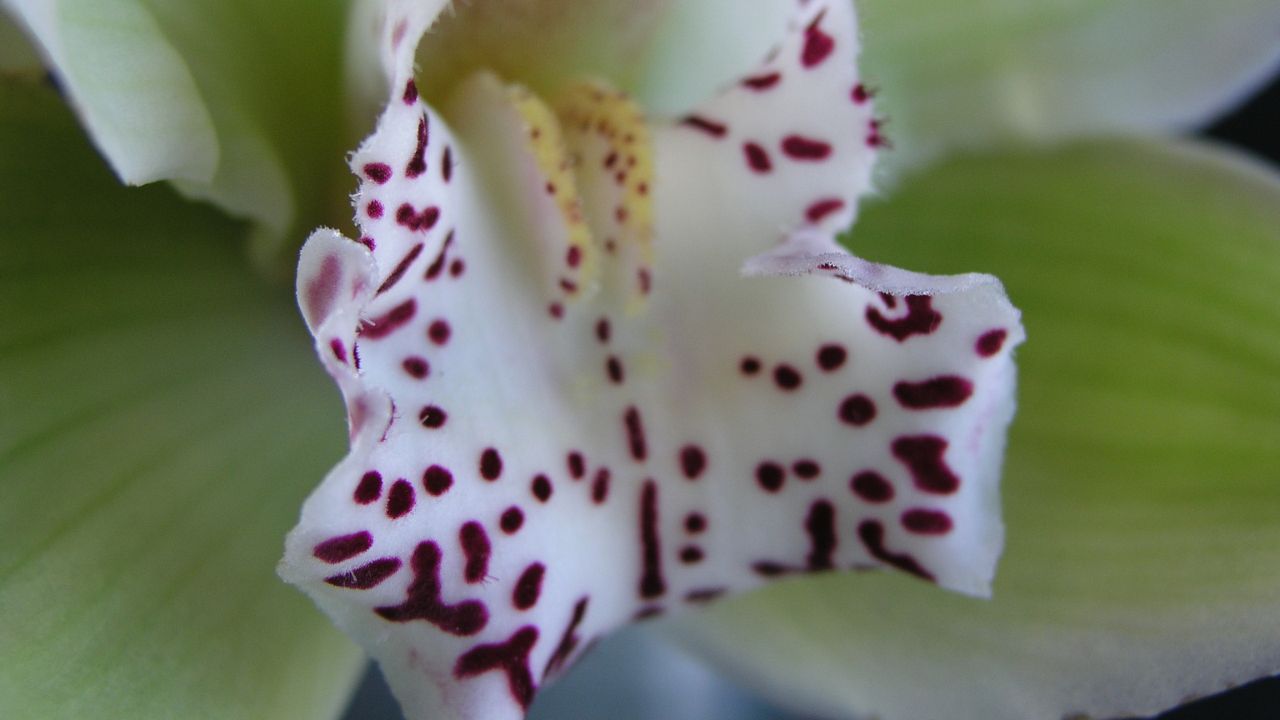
[{"xmin": 1, "ymin": 2, "xmax": 1278, "ymax": 720}]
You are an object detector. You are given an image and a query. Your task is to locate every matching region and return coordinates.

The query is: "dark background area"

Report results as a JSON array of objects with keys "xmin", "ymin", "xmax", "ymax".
[{"xmin": 341, "ymin": 72, "xmax": 1280, "ymax": 720}]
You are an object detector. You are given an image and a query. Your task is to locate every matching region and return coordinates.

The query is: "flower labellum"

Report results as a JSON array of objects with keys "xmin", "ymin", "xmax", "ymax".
[{"xmin": 280, "ymin": 1, "xmax": 1024, "ymax": 718}]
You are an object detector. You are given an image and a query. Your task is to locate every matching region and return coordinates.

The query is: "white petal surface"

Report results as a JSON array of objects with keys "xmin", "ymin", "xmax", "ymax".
[{"xmin": 282, "ymin": 3, "xmax": 1023, "ymax": 719}]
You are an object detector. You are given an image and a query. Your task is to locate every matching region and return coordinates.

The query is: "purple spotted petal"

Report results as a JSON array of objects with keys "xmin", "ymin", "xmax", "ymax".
[{"xmin": 281, "ymin": 2, "xmax": 1023, "ymax": 719}]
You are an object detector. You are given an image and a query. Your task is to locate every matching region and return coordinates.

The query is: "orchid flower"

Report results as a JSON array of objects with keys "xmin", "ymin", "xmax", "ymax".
[{"xmin": 2, "ymin": 2, "xmax": 1279, "ymax": 720}]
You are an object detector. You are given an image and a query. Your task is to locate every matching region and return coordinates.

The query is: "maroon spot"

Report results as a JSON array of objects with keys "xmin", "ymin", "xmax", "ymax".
[
  {"xmin": 591, "ymin": 469, "xmax": 611, "ymax": 504},
  {"xmin": 366, "ymin": 200, "xmax": 384, "ymax": 219},
  {"xmin": 639, "ymin": 480, "xmax": 666, "ymax": 599},
  {"xmin": 867, "ymin": 295, "xmax": 942, "ymax": 341},
  {"xmin": 740, "ymin": 356, "xmax": 762, "ymax": 376},
  {"xmin": 743, "ymin": 142, "xmax": 773, "ymax": 173},
  {"xmin": 386, "ymin": 479, "xmax": 415, "ymax": 519},
  {"xmin": 892, "ymin": 435, "xmax": 960, "ymax": 494},
  {"xmin": 460, "ymin": 522, "xmax": 491, "ymax": 583},
  {"xmin": 634, "ymin": 605, "xmax": 664, "ymax": 622},
  {"xmin": 816, "ymin": 344, "xmax": 847, "ymax": 371},
  {"xmin": 894, "ymin": 376, "xmax": 974, "ymax": 409},
  {"xmin": 375, "ymin": 242, "xmax": 424, "ymax": 295},
  {"xmin": 442, "ymin": 145, "xmax": 453, "ymax": 183},
  {"xmin": 774, "ymin": 364, "xmax": 802, "ymax": 390},
  {"xmin": 531, "ymin": 474, "xmax": 553, "ymax": 502},
  {"xmin": 354, "ymin": 471, "xmax": 383, "ymax": 504},
  {"xmin": 500, "ymin": 506, "xmax": 525, "ymax": 534},
  {"xmin": 793, "ymin": 460, "xmax": 821, "ymax": 479},
  {"xmin": 685, "ymin": 588, "xmax": 726, "ymax": 604},
  {"xmin": 680, "ymin": 115, "xmax": 728, "ymax": 138},
  {"xmin": 756, "ymin": 461, "xmax": 785, "ymax": 493},
  {"xmin": 850, "ymin": 471, "xmax": 894, "ymax": 503},
  {"xmin": 454, "ymin": 626, "xmax": 539, "ymax": 710},
  {"xmin": 806, "ymin": 198, "xmax": 846, "ymax": 223},
  {"xmin": 567, "ymin": 452, "xmax": 585, "ymax": 480},
  {"xmin": 858, "ymin": 520, "xmax": 934, "ymax": 582},
  {"xmin": 395, "ymin": 203, "xmax": 440, "ymax": 232},
  {"xmin": 419, "ymin": 405, "xmax": 447, "ymax": 429},
  {"xmin": 359, "ymin": 298, "xmax": 416, "ymax": 340},
  {"xmin": 402, "ymin": 356, "xmax": 429, "ymax": 379},
  {"xmin": 325, "ymin": 557, "xmax": 402, "ymax": 589},
  {"xmin": 852, "ymin": 83, "xmax": 873, "ymax": 104},
  {"xmin": 513, "ymin": 563, "xmax": 545, "ymax": 610},
  {"xmin": 680, "ymin": 546, "xmax": 704, "ymax": 564},
  {"xmin": 363, "ymin": 162, "xmax": 392, "ymax": 184},
  {"xmin": 559, "ymin": 278, "xmax": 579, "ymax": 294},
  {"xmin": 544, "ymin": 598, "xmax": 589, "ymax": 678},
  {"xmin": 623, "ymin": 406, "xmax": 647, "ymax": 462},
  {"xmin": 805, "ymin": 500, "xmax": 837, "ymax": 570},
  {"xmin": 480, "ymin": 448, "xmax": 503, "ymax": 481},
  {"xmin": 405, "ymin": 115, "xmax": 429, "ymax": 178},
  {"xmin": 977, "ymin": 329, "xmax": 1008, "ymax": 357},
  {"xmin": 782, "ymin": 135, "xmax": 833, "ymax": 160},
  {"xmin": 424, "ymin": 229, "xmax": 455, "ymax": 280},
  {"xmin": 329, "ymin": 338, "xmax": 347, "ymax": 363},
  {"xmin": 685, "ymin": 513, "xmax": 707, "ymax": 534},
  {"xmin": 402, "ymin": 79, "xmax": 418, "ymax": 104},
  {"xmin": 449, "ymin": 259, "xmax": 465, "ymax": 277},
  {"xmin": 637, "ymin": 268, "xmax": 652, "ymax": 295},
  {"xmin": 606, "ymin": 356, "xmax": 624, "ymax": 384},
  {"xmin": 358, "ymin": 236, "xmax": 375, "ymax": 250},
  {"xmin": 838, "ymin": 394, "xmax": 877, "ymax": 426},
  {"xmin": 375, "ymin": 543, "xmax": 488, "ymax": 634},
  {"xmin": 802, "ymin": 12, "xmax": 835, "ymax": 68},
  {"xmin": 902, "ymin": 508, "xmax": 953, "ymax": 535},
  {"xmin": 313, "ymin": 532, "xmax": 372, "ymax": 563},
  {"xmin": 742, "ymin": 72, "xmax": 782, "ymax": 90},
  {"xmin": 595, "ymin": 317, "xmax": 611, "ymax": 343},
  {"xmin": 428, "ymin": 319, "xmax": 452, "ymax": 345},
  {"xmin": 548, "ymin": 303, "xmax": 564, "ymax": 320},
  {"xmin": 566, "ymin": 246, "xmax": 582, "ymax": 268},
  {"xmin": 423, "ymin": 464, "xmax": 453, "ymax": 496},
  {"xmin": 679, "ymin": 445, "xmax": 707, "ymax": 480},
  {"xmin": 752, "ymin": 561, "xmax": 794, "ymax": 577}
]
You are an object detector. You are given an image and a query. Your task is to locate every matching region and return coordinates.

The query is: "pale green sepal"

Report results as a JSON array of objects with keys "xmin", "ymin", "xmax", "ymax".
[
  {"xmin": 859, "ymin": 0, "xmax": 1280, "ymax": 174},
  {"xmin": 3, "ymin": 0, "xmax": 219, "ymax": 185},
  {"xmin": 0, "ymin": 81, "xmax": 362, "ymax": 720},
  {"xmin": 679, "ymin": 139, "xmax": 1280, "ymax": 720}
]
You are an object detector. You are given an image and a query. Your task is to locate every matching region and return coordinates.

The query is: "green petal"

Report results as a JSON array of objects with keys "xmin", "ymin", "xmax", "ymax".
[
  {"xmin": 859, "ymin": 0, "xmax": 1280, "ymax": 172},
  {"xmin": 0, "ymin": 81, "xmax": 362, "ymax": 719},
  {"xmin": 3, "ymin": 0, "xmax": 349, "ymax": 266},
  {"xmin": 678, "ymin": 139, "xmax": 1280, "ymax": 720}
]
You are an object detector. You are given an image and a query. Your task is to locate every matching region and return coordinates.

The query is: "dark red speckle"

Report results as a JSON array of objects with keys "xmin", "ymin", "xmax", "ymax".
[
  {"xmin": 591, "ymin": 468, "xmax": 611, "ymax": 504},
  {"xmin": 512, "ymin": 563, "xmax": 545, "ymax": 610},
  {"xmin": 680, "ymin": 115, "xmax": 728, "ymax": 138},
  {"xmin": 977, "ymin": 329, "xmax": 1008, "ymax": 357},
  {"xmin": 595, "ymin": 317, "xmax": 611, "ymax": 343},
  {"xmin": 354, "ymin": 471, "xmax": 383, "ymax": 504},
  {"xmin": 545, "ymin": 598, "xmax": 589, "ymax": 678},
  {"xmin": 742, "ymin": 72, "xmax": 782, "ymax": 90},
  {"xmin": 313, "ymin": 532, "xmax": 372, "ymax": 564},
  {"xmin": 802, "ymin": 12, "xmax": 835, "ymax": 68},
  {"xmin": 867, "ymin": 295, "xmax": 942, "ymax": 342},
  {"xmin": 850, "ymin": 471, "xmax": 894, "ymax": 503},
  {"xmin": 402, "ymin": 356, "xmax": 429, "ymax": 379},
  {"xmin": 423, "ymin": 464, "xmax": 454, "ymax": 496},
  {"xmin": 395, "ymin": 203, "xmax": 439, "ymax": 232},
  {"xmin": 531, "ymin": 474, "xmax": 553, "ymax": 502},
  {"xmin": 756, "ymin": 461, "xmax": 785, "ymax": 493},
  {"xmin": 460, "ymin": 522, "xmax": 491, "ymax": 583},
  {"xmin": 793, "ymin": 459, "xmax": 820, "ymax": 479},
  {"xmin": 816, "ymin": 344, "xmax": 847, "ymax": 371},
  {"xmin": 402, "ymin": 79, "xmax": 418, "ymax": 104},
  {"xmin": 606, "ymin": 356, "xmax": 624, "ymax": 384},
  {"xmin": 419, "ymin": 405, "xmax": 447, "ymax": 429},
  {"xmin": 838, "ymin": 394, "xmax": 877, "ymax": 426},
  {"xmin": 454, "ymin": 626, "xmax": 539, "ymax": 710},
  {"xmin": 892, "ymin": 435, "xmax": 960, "ymax": 494},
  {"xmin": 740, "ymin": 356, "xmax": 762, "ymax": 376},
  {"xmin": 359, "ymin": 298, "xmax": 416, "ymax": 340},
  {"xmin": 782, "ymin": 135, "xmax": 833, "ymax": 160},
  {"xmin": 363, "ymin": 162, "xmax": 392, "ymax": 184},
  {"xmin": 805, "ymin": 500, "xmax": 837, "ymax": 570},
  {"xmin": 375, "ymin": 242, "xmax": 424, "ymax": 295},
  {"xmin": 894, "ymin": 376, "xmax": 974, "ymax": 409},
  {"xmin": 638, "ymin": 480, "xmax": 666, "ymax": 599},
  {"xmin": 743, "ymin": 142, "xmax": 773, "ymax": 173},
  {"xmin": 623, "ymin": 406, "xmax": 647, "ymax": 461},
  {"xmin": 679, "ymin": 445, "xmax": 707, "ymax": 480},
  {"xmin": 684, "ymin": 513, "xmax": 707, "ymax": 534},
  {"xmin": 680, "ymin": 546, "xmax": 704, "ymax": 564},
  {"xmin": 325, "ymin": 557, "xmax": 402, "ymax": 590},
  {"xmin": 386, "ymin": 479, "xmax": 415, "ymax": 519},
  {"xmin": 852, "ymin": 83, "xmax": 873, "ymax": 104},
  {"xmin": 366, "ymin": 200, "xmax": 384, "ymax": 219},
  {"xmin": 428, "ymin": 319, "xmax": 452, "ymax": 345},
  {"xmin": 405, "ymin": 115, "xmax": 429, "ymax": 178},
  {"xmin": 500, "ymin": 506, "xmax": 525, "ymax": 534},
  {"xmin": 375, "ymin": 542, "xmax": 489, "ymax": 635},
  {"xmin": 858, "ymin": 520, "xmax": 934, "ymax": 582},
  {"xmin": 480, "ymin": 448, "xmax": 503, "ymax": 481},
  {"xmin": 902, "ymin": 508, "xmax": 953, "ymax": 535},
  {"xmin": 807, "ymin": 198, "xmax": 846, "ymax": 223},
  {"xmin": 567, "ymin": 452, "xmax": 585, "ymax": 480},
  {"xmin": 774, "ymin": 364, "xmax": 802, "ymax": 390},
  {"xmin": 442, "ymin": 145, "xmax": 453, "ymax": 182}
]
